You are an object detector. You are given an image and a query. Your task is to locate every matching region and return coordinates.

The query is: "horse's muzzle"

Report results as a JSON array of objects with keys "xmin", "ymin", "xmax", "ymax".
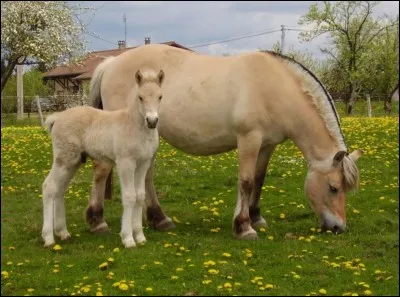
[{"xmin": 146, "ymin": 117, "xmax": 158, "ymax": 129}]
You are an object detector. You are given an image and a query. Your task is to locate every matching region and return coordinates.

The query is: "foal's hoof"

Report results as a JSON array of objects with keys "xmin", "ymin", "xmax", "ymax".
[
  {"xmin": 155, "ymin": 218, "xmax": 176, "ymax": 231},
  {"xmin": 58, "ymin": 231, "xmax": 71, "ymax": 241},
  {"xmin": 123, "ymin": 238, "xmax": 136, "ymax": 249},
  {"xmin": 236, "ymin": 230, "xmax": 259, "ymax": 241},
  {"xmin": 90, "ymin": 222, "xmax": 109, "ymax": 234},
  {"xmin": 43, "ymin": 239, "xmax": 55, "ymax": 248},
  {"xmin": 251, "ymin": 218, "xmax": 268, "ymax": 229}
]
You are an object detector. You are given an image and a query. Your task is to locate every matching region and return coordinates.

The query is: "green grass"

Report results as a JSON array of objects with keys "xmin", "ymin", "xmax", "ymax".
[{"xmin": 1, "ymin": 115, "xmax": 399, "ymax": 296}]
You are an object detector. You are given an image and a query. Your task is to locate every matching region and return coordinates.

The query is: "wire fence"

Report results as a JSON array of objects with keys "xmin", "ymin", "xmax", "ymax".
[{"xmin": 1, "ymin": 93, "xmax": 398, "ymax": 127}]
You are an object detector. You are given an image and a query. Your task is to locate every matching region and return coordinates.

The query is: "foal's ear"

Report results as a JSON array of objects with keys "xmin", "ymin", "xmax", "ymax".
[
  {"xmin": 135, "ymin": 70, "xmax": 143, "ymax": 86},
  {"xmin": 332, "ymin": 151, "xmax": 346, "ymax": 167},
  {"xmin": 349, "ymin": 149, "xmax": 363, "ymax": 162},
  {"xmin": 158, "ymin": 70, "xmax": 165, "ymax": 85}
]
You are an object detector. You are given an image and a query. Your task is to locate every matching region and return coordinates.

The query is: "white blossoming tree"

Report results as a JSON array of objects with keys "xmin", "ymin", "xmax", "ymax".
[{"xmin": 1, "ymin": 1, "xmax": 93, "ymax": 93}]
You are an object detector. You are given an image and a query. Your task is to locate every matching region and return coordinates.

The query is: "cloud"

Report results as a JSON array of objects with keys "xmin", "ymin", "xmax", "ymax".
[{"xmin": 80, "ymin": 0, "xmax": 399, "ymax": 60}]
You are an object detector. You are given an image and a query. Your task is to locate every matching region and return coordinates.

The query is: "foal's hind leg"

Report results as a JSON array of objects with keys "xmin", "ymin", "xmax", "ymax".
[
  {"xmin": 233, "ymin": 131, "xmax": 262, "ymax": 240},
  {"xmin": 86, "ymin": 160, "xmax": 112, "ymax": 233},
  {"xmin": 250, "ymin": 145, "xmax": 276, "ymax": 229},
  {"xmin": 145, "ymin": 156, "xmax": 175, "ymax": 231},
  {"xmin": 42, "ymin": 157, "xmax": 79, "ymax": 247}
]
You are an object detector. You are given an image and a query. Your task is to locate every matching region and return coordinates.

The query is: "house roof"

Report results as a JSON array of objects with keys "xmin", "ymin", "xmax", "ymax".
[{"xmin": 43, "ymin": 41, "xmax": 192, "ymax": 80}]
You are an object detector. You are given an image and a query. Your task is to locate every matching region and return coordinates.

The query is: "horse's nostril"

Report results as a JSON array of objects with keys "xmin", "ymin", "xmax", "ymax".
[{"xmin": 332, "ymin": 225, "xmax": 340, "ymax": 234}]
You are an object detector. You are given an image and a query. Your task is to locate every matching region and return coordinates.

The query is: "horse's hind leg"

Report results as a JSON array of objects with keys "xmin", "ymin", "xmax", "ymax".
[
  {"xmin": 234, "ymin": 131, "xmax": 262, "ymax": 240},
  {"xmin": 144, "ymin": 156, "xmax": 175, "ymax": 231},
  {"xmin": 250, "ymin": 145, "xmax": 276, "ymax": 229},
  {"xmin": 42, "ymin": 156, "xmax": 79, "ymax": 247},
  {"xmin": 86, "ymin": 160, "xmax": 112, "ymax": 233}
]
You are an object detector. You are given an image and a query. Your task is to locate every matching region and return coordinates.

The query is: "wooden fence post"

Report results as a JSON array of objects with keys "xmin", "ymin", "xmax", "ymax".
[
  {"xmin": 36, "ymin": 96, "xmax": 44, "ymax": 127},
  {"xmin": 366, "ymin": 94, "xmax": 372, "ymax": 117}
]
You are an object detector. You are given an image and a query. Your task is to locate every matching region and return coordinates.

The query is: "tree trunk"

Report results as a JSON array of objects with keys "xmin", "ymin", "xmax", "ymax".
[
  {"xmin": 1, "ymin": 59, "xmax": 18, "ymax": 94},
  {"xmin": 366, "ymin": 94, "xmax": 372, "ymax": 117},
  {"xmin": 347, "ymin": 86, "xmax": 357, "ymax": 115}
]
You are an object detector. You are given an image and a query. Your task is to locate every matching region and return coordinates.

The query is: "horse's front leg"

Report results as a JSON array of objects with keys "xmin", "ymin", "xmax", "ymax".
[
  {"xmin": 250, "ymin": 145, "xmax": 276, "ymax": 229},
  {"xmin": 132, "ymin": 160, "xmax": 151, "ymax": 245},
  {"xmin": 116, "ymin": 158, "xmax": 137, "ymax": 248},
  {"xmin": 85, "ymin": 160, "xmax": 112, "ymax": 233},
  {"xmin": 145, "ymin": 155, "xmax": 176, "ymax": 231},
  {"xmin": 234, "ymin": 131, "xmax": 262, "ymax": 240}
]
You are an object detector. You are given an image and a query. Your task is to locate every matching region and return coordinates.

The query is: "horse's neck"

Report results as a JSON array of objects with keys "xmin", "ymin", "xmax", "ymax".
[{"xmin": 287, "ymin": 107, "xmax": 339, "ymax": 168}]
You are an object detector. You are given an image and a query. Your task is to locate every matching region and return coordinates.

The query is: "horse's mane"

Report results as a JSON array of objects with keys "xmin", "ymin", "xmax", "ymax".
[
  {"xmin": 263, "ymin": 51, "xmax": 362, "ymax": 190},
  {"xmin": 263, "ymin": 50, "xmax": 347, "ymax": 152}
]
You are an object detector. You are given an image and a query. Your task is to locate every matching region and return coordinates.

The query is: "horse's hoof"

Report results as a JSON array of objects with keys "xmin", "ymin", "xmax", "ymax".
[
  {"xmin": 236, "ymin": 229, "xmax": 259, "ymax": 240},
  {"xmin": 252, "ymin": 218, "xmax": 268, "ymax": 229},
  {"xmin": 155, "ymin": 218, "xmax": 176, "ymax": 231},
  {"xmin": 90, "ymin": 222, "xmax": 109, "ymax": 234},
  {"xmin": 134, "ymin": 234, "xmax": 147, "ymax": 245}
]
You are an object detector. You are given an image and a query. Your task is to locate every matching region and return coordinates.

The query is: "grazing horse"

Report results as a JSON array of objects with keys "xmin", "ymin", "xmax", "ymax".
[
  {"xmin": 86, "ymin": 44, "xmax": 362, "ymax": 240},
  {"xmin": 42, "ymin": 68, "xmax": 164, "ymax": 247}
]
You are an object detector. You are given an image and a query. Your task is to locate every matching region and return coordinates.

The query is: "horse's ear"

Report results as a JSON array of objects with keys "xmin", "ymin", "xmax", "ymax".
[
  {"xmin": 348, "ymin": 149, "xmax": 363, "ymax": 163},
  {"xmin": 332, "ymin": 151, "xmax": 346, "ymax": 167},
  {"xmin": 135, "ymin": 70, "xmax": 143, "ymax": 86},
  {"xmin": 158, "ymin": 70, "xmax": 165, "ymax": 85}
]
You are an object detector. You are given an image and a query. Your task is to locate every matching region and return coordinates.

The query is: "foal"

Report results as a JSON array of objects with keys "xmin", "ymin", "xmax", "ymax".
[{"xmin": 41, "ymin": 68, "xmax": 164, "ymax": 248}]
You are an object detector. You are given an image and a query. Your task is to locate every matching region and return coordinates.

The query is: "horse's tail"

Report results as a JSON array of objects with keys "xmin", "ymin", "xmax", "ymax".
[
  {"xmin": 90, "ymin": 56, "xmax": 116, "ymax": 110},
  {"xmin": 89, "ymin": 56, "xmax": 115, "ymax": 200},
  {"xmin": 44, "ymin": 112, "xmax": 59, "ymax": 134}
]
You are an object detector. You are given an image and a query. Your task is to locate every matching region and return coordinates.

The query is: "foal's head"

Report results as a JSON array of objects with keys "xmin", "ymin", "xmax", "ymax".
[
  {"xmin": 304, "ymin": 150, "xmax": 362, "ymax": 233},
  {"xmin": 134, "ymin": 68, "xmax": 165, "ymax": 129}
]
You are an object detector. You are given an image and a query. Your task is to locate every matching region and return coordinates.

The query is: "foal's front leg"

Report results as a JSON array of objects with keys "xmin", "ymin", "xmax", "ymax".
[
  {"xmin": 132, "ymin": 160, "xmax": 151, "ymax": 245},
  {"xmin": 116, "ymin": 158, "xmax": 137, "ymax": 248}
]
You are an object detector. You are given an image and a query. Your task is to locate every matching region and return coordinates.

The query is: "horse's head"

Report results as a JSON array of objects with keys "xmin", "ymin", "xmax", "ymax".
[
  {"xmin": 304, "ymin": 149, "xmax": 363, "ymax": 233},
  {"xmin": 134, "ymin": 69, "xmax": 165, "ymax": 129}
]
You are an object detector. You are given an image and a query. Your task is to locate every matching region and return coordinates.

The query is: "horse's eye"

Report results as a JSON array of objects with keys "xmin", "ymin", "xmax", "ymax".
[
  {"xmin": 138, "ymin": 96, "xmax": 143, "ymax": 102},
  {"xmin": 159, "ymin": 95, "xmax": 162, "ymax": 101},
  {"xmin": 329, "ymin": 185, "xmax": 338, "ymax": 193}
]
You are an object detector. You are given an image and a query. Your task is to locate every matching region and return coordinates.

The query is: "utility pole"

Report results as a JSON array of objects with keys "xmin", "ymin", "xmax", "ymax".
[
  {"xmin": 280, "ymin": 25, "xmax": 286, "ymax": 54},
  {"xmin": 17, "ymin": 58, "xmax": 24, "ymax": 119},
  {"xmin": 123, "ymin": 13, "xmax": 127, "ymax": 45}
]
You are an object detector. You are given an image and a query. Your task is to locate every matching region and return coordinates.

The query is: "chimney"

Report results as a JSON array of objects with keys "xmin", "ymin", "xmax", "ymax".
[
  {"xmin": 118, "ymin": 40, "xmax": 126, "ymax": 49},
  {"xmin": 144, "ymin": 37, "xmax": 151, "ymax": 45}
]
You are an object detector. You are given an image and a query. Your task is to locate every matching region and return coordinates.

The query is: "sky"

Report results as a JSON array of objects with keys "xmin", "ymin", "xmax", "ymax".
[{"xmin": 78, "ymin": 1, "xmax": 398, "ymax": 60}]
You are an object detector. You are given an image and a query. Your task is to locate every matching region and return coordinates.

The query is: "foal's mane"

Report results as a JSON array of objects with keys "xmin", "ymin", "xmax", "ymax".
[{"xmin": 264, "ymin": 50, "xmax": 347, "ymax": 152}]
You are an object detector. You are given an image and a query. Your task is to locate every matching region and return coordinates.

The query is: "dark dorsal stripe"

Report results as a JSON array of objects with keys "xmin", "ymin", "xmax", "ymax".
[{"xmin": 263, "ymin": 50, "xmax": 347, "ymax": 150}]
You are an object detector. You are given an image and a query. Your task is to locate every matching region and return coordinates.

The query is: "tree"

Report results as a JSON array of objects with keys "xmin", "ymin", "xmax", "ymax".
[
  {"xmin": 268, "ymin": 41, "xmax": 322, "ymax": 77},
  {"xmin": 298, "ymin": 1, "xmax": 398, "ymax": 114},
  {"xmin": 1, "ymin": 1, "xmax": 94, "ymax": 93}
]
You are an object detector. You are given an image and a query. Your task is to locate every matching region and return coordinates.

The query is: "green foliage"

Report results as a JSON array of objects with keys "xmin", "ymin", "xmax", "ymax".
[{"xmin": 298, "ymin": 1, "xmax": 399, "ymax": 103}]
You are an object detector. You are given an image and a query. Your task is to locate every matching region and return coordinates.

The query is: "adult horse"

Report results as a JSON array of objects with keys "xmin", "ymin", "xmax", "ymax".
[{"xmin": 86, "ymin": 44, "xmax": 362, "ymax": 240}]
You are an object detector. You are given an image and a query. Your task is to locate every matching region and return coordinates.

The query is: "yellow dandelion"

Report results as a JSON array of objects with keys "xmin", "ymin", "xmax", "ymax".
[
  {"xmin": 27, "ymin": 289, "xmax": 34, "ymax": 293},
  {"xmin": 202, "ymin": 280, "xmax": 212, "ymax": 285},
  {"xmin": 53, "ymin": 245, "xmax": 62, "ymax": 251},
  {"xmin": 1, "ymin": 271, "xmax": 9, "ymax": 279},
  {"xmin": 171, "ymin": 275, "xmax": 179, "ymax": 280},
  {"xmin": 107, "ymin": 258, "xmax": 114, "ymax": 263},
  {"xmin": 268, "ymin": 236, "xmax": 274, "ymax": 240},
  {"xmin": 172, "ymin": 216, "xmax": 181, "ymax": 223},
  {"xmin": 113, "ymin": 247, "xmax": 120, "ymax": 253},
  {"xmin": 208, "ymin": 269, "xmax": 219, "ymax": 275},
  {"xmin": 364, "ymin": 290, "xmax": 373, "ymax": 296},
  {"xmin": 280, "ymin": 213, "xmax": 286, "ymax": 219},
  {"xmin": 222, "ymin": 253, "xmax": 231, "ymax": 258},
  {"xmin": 119, "ymin": 283, "xmax": 129, "ymax": 291},
  {"xmin": 265, "ymin": 284, "xmax": 274, "ymax": 289},
  {"xmin": 145, "ymin": 287, "xmax": 153, "ymax": 292},
  {"xmin": 224, "ymin": 282, "xmax": 232, "ymax": 288},
  {"xmin": 98, "ymin": 262, "xmax": 108, "ymax": 270},
  {"xmin": 319, "ymin": 289, "xmax": 327, "ymax": 295},
  {"xmin": 96, "ymin": 292, "xmax": 103, "ymax": 296}
]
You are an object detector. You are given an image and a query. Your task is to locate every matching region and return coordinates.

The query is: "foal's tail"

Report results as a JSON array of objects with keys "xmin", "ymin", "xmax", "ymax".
[
  {"xmin": 44, "ymin": 113, "xmax": 59, "ymax": 134},
  {"xmin": 89, "ymin": 56, "xmax": 116, "ymax": 200}
]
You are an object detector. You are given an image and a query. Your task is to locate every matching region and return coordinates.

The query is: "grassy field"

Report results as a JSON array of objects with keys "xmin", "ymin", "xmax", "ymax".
[{"xmin": 1, "ymin": 112, "xmax": 399, "ymax": 296}]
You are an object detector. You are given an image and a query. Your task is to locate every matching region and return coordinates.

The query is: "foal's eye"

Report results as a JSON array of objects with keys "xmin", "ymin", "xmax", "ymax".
[
  {"xmin": 159, "ymin": 95, "xmax": 162, "ymax": 101},
  {"xmin": 138, "ymin": 96, "xmax": 143, "ymax": 102},
  {"xmin": 329, "ymin": 185, "xmax": 338, "ymax": 193}
]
